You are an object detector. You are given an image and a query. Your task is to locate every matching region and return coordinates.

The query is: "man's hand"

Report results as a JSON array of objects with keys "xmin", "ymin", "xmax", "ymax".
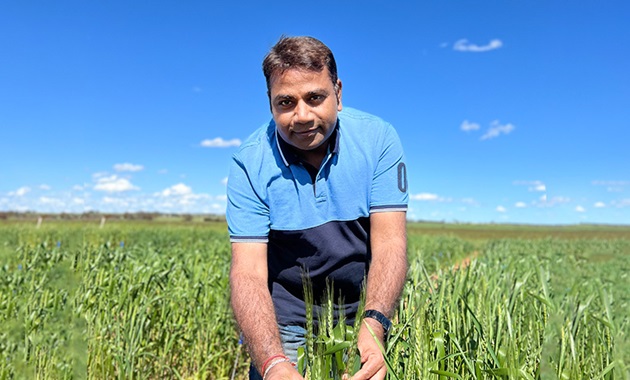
[
  {"xmin": 264, "ymin": 361, "xmax": 305, "ymax": 380},
  {"xmin": 349, "ymin": 319, "xmax": 387, "ymax": 380},
  {"xmin": 346, "ymin": 211, "xmax": 406, "ymax": 379}
]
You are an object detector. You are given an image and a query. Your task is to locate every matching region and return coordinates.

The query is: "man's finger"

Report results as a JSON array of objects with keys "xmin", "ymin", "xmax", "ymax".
[
  {"xmin": 349, "ymin": 352, "xmax": 384, "ymax": 380},
  {"xmin": 371, "ymin": 365, "xmax": 387, "ymax": 380}
]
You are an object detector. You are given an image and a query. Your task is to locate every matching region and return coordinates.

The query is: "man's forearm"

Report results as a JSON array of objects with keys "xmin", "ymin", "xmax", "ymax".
[
  {"xmin": 365, "ymin": 212, "xmax": 408, "ymax": 318},
  {"xmin": 230, "ymin": 270, "xmax": 284, "ymax": 372},
  {"xmin": 351, "ymin": 212, "xmax": 406, "ymax": 380},
  {"xmin": 364, "ymin": 243, "xmax": 407, "ymax": 318}
]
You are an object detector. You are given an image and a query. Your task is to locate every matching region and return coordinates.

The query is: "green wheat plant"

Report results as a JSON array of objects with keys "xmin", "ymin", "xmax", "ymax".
[
  {"xmin": 297, "ymin": 275, "xmax": 362, "ymax": 379},
  {"xmin": 1, "ymin": 222, "xmax": 629, "ymax": 379}
]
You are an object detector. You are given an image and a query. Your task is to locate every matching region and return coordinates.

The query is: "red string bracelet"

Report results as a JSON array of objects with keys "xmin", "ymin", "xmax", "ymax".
[{"xmin": 261, "ymin": 354, "xmax": 289, "ymax": 375}]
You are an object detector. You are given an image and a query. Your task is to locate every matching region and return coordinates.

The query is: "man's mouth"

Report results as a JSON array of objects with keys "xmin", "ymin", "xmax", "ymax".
[{"xmin": 293, "ymin": 128, "xmax": 318, "ymax": 136}]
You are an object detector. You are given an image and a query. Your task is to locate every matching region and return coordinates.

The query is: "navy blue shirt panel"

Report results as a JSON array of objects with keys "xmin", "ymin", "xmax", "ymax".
[{"xmin": 268, "ymin": 217, "xmax": 370, "ymax": 325}]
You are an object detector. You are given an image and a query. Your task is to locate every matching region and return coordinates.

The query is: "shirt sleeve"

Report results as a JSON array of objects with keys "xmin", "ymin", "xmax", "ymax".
[
  {"xmin": 369, "ymin": 123, "xmax": 409, "ymax": 213},
  {"xmin": 226, "ymin": 153, "xmax": 270, "ymax": 243}
]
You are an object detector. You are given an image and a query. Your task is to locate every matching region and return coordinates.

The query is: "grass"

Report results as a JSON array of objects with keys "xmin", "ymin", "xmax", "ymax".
[
  {"xmin": 389, "ymin": 238, "xmax": 630, "ymax": 379},
  {"xmin": 1, "ymin": 224, "xmax": 244, "ymax": 379},
  {"xmin": 0, "ymin": 221, "xmax": 629, "ymax": 379}
]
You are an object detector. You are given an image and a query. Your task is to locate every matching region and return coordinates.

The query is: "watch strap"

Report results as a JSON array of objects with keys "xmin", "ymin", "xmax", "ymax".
[{"xmin": 364, "ymin": 309, "xmax": 392, "ymax": 334}]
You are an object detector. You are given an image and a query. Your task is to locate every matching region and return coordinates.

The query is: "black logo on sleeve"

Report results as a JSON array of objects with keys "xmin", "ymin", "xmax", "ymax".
[{"xmin": 397, "ymin": 163, "xmax": 407, "ymax": 193}]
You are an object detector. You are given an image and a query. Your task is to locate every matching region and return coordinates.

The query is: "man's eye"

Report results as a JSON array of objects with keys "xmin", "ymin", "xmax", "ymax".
[
  {"xmin": 309, "ymin": 95, "xmax": 324, "ymax": 103},
  {"xmin": 278, "ymin": 100, "xmax": 292, "ymax": 107}
]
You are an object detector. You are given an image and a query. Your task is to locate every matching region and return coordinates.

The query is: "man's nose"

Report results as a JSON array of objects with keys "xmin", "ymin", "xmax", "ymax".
[{"xmin": 294, "ymin": 100, "xmax": 313, "ymax": 124}]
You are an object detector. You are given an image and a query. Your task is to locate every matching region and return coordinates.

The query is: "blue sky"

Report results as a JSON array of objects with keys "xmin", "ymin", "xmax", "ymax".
[{"xmin": 1, "ymin": 1, "xmax": 629, "ymax": 225}]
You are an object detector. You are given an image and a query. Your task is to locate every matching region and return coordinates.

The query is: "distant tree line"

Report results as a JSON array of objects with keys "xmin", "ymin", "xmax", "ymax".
[{"xmin": 0, "ymin": 211, "xmax": 226, "ymax": 222}]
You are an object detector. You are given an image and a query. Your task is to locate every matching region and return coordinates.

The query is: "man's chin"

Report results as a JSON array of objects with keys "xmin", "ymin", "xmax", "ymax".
[{"xmin": 290, "ymin": 137, "xmax": 324, "ymax": 152}]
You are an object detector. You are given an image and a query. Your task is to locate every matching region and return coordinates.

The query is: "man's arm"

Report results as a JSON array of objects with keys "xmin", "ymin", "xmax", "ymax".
[
  {"xmin": 230, "ymin": 242, "xmax": 303, "ymax": 379},
  {"xmin": 351, "ymin": 211, "xmax": 407, "ymax": 380}
]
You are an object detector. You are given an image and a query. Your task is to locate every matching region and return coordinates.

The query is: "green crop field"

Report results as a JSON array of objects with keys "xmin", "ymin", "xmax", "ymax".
[{"xmin": 1, "ymin": 220, "xmax": 629, "ymax": 379}]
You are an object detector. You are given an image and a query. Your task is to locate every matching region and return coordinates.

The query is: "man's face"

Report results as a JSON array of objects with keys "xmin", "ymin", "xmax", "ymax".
[{"xmin": 269, "ymin": 68, "xmax": 342, "ymax": 155}]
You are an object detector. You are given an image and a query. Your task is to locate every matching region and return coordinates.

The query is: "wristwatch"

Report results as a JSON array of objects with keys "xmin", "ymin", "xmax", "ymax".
[{"xmin": 364, "ymin": 309, "xmax": 392, "ymax": 335}]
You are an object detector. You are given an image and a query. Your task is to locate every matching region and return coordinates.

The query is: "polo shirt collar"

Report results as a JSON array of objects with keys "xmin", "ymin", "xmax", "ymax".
[{"xmin": 275, "ymin": 120, "xmax": 340, "ymax": 167}]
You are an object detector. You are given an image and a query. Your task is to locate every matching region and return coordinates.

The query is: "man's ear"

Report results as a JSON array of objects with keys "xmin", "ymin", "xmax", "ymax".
[{"xmin": 335, "ymin": 79, "xmax": 343, "ymax": 111}]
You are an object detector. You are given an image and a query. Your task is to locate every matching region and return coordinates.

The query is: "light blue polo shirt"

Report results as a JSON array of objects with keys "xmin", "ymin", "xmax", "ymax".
[{"xmin": 227, "ymin": 107, "xmax": 408, "ymax": 325}]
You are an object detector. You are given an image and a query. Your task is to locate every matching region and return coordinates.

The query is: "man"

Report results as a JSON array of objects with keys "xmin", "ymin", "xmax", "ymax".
[{"xmin": 227, "ymin": 36, "xmax": 408, "ymax": 380}]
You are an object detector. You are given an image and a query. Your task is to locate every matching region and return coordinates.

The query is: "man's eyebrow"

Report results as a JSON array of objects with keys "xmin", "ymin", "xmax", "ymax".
[
  {"xmin": 272, "ymin": 94, "xmax": 294, "ymax": 102},
  {"xmin": 307, "ymin": 88, "xmax": 329, "ymax": 96},
  {"xmin": 272, "ymin": 88, "xmax": 330, "ymax": 103}
]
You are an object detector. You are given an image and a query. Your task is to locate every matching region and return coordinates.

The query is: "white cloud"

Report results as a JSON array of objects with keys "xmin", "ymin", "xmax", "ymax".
[
  {"xmin": 575, "ymin": 205, "xmax": 586, "ymax": 213},
  {"xmin": 531, "ymin": 184, "xmax": 546, "ymax": 192},
  {"xmin": 221, "ymin": 177, "xmax": 229, "ymax": 186},
  {"xmin": 496, "ymin": 205, "xmax": 507, "ymax": 212},
  {"xmin": 102, "ymin": 196, "xmax": 129, "ymax": 207},
  {"xmin": 515, "ymin": 202, "xmax": 527, "ymax": 208},
  {"xmin": 549, "ymin": 196, "xmax": 570, "ymax": 205},
  {"xmin": 410, "ymin": 193, "xmax": 439, "ymax": 201},
  {"xmin": 9, "ymin": 186, "xmax": 31, "ymax": 197},
  {"xmin": 594, "ymin": 201, "xmax": 606, "ymax": 208},
  {"xmin": 94, "ymin": 175, "xmax": 139, "ymax": 193},
  {"xmin": 611, "ymin": 199, "xmax": 630, "ymax": 208},
  {"xmin": 0, "ymin": 171, "xmax": 293, "ymax": 215},
  {"xmin": 159, "ymin": 183, "xmax": 192, "ymax": 197},
  {"xmin": 92, "ymin": 171, "xmax": 109, "ymax": 179},
  {"xmin": 39, "ymin": 184, "xmax": 51, "ymax": 190},
  {"xmin": 201, "ymin": 137, "xmax": 242, "ymax": 148},
  {"xmin": 607, "ymin": 187, "xmax": 624, "ymax": 192},
  {"xmin": 39, "ymin": 197, "xmax": 64, "ymax": 207},
  {"xmin": 460, "ymin": 120, "xmax": 480, "ymax": 132},
  {"xmin": 480, "ymin": 120, "xmax": 515, "ymax": 140},
  {"xmin": 152, "ymin": 184, "xmax": 216, "ymax": 211},
  {"xmin": 592, "ymin": 180, "xmax": 629, "ymax": 192},
  {"xmin": 453, "ymin": 39, "xmax": 503, "ymax": 52},
  {"xmin": 536, "ymin": 195, "xmax": 571, "ymax": 207},
  {"xmin": 114, "ymin": 163, "xmax": 144, "ymax": 172},
  {"xmin": 515, "ymin": 180, "xmax": 547, "ymax": 193}
]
